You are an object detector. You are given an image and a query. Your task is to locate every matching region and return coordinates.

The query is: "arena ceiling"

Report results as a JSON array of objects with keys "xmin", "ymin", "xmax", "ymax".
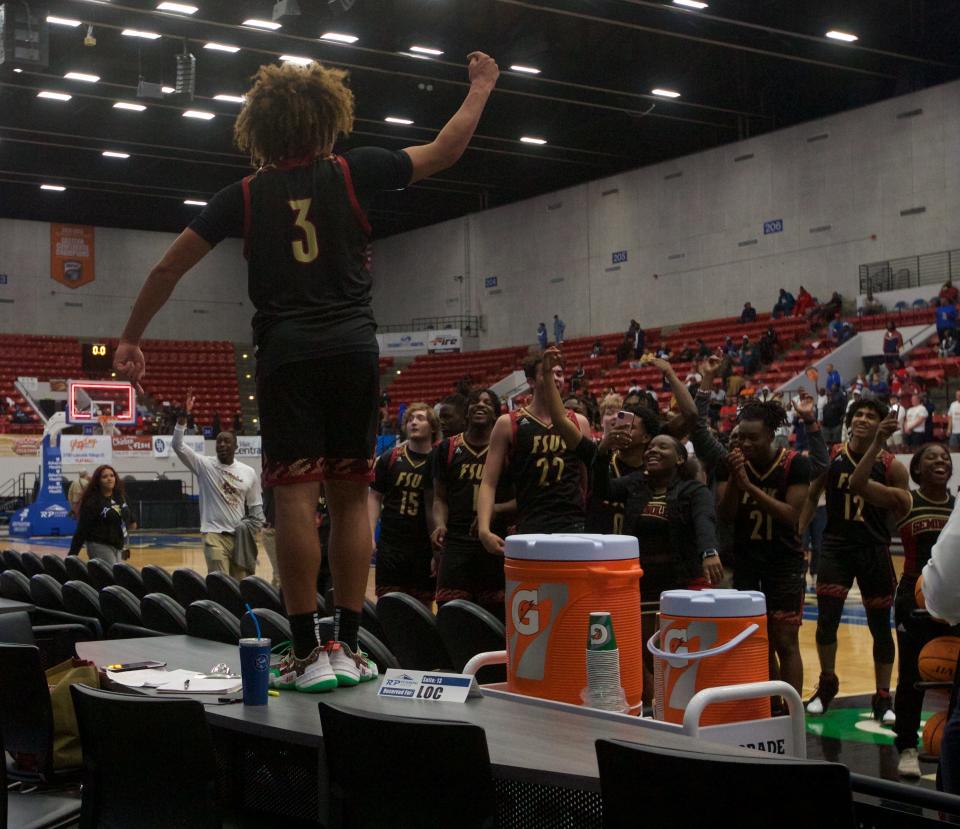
[{"xmin": 1, "ymin": 0, "xmax": 958, "ymax": 238}]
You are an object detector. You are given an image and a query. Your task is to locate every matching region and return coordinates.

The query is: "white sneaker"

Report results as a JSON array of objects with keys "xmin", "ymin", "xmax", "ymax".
[
  {"xmin": 898, "ymin": 748, "xmax": 921, "ymax": 779},
  {"xmin": 270, "ymin": 645, "xmax": 337, "ymax": 693},
  {"xmin": 326, "ymin": 641, "xmax": 379, "ymax": 687},
  {"xmin": 806, "ymin": 697, "xmax": 824, "ymax": 715},
  {"xmin": 882, "ymin": 708, "xmax": 897, "ymax": 727}
]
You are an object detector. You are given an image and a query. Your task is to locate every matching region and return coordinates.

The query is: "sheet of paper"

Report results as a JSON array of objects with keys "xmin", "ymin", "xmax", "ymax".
[
  {"xmin": 156, "ymin": 676, "xmax": 242, "ymax": 694},
  {"xmin": 106, "ymin": 668, "xmax": 199, "ymax": 688}
]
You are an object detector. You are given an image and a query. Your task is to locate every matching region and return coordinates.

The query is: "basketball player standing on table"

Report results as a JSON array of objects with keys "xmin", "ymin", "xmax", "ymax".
[
  {"xmin": 478, "ymin": 350, "xmax": 596, "ymax": 552},
  {"xmin": 114, "ymin": 53, "xmax": 500, "ymax": 692},
  {"xmin": 802, "ymin": 398, "xmax": 909, "ymax": 721}
]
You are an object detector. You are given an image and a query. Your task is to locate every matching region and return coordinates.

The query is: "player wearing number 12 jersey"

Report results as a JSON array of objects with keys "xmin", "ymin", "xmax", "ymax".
[
  {"xmin": 369, "ymin": 403, "xmax": 439, "ymax": 606},
  {"xmin": 802, "ymin": 398, "xmax": 909, "ymax": 719}
]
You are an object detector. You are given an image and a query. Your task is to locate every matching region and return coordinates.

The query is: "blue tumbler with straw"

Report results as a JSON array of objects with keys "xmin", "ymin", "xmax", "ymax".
[{"xmin": 239, "ymin": 604, "xmax": 271, "ymax": 705}]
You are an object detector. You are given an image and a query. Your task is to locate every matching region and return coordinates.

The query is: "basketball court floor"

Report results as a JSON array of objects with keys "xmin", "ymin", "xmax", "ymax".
[{"xmin": 3, "ymin": 531, "xmax": 946, "ymax": 788}]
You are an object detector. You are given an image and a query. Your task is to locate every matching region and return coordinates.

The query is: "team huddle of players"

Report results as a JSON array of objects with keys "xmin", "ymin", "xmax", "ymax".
[{"xmin": 368, "ymin": 347, "xmax": 956, "ymax": 778}]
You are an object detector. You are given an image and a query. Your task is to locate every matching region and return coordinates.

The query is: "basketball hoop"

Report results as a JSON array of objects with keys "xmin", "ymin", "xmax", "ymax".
[{"xmin": 97, "ymin": 414, "xmax": 118, "ymax": 437}]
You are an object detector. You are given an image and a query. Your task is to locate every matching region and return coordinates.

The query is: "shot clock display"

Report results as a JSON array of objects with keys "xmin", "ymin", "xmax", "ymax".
[{"xmin": 82, "ymin": 342, "xmax": 113, "ymax": 373}]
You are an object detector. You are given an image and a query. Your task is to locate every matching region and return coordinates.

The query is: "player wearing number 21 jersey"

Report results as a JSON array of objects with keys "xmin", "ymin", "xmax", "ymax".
[{"xmin": 369, "ymin": 403, "xmax": 439, "ymax": 606}]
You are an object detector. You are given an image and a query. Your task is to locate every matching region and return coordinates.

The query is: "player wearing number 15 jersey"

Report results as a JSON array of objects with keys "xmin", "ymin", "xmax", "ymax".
[
  {"xmin": 369, "ymin": 403, "xmax": 439, "ymax": 606},
  {"xmin": 802, "ymin": 398, "xmax": 909, "ymax": 718}
]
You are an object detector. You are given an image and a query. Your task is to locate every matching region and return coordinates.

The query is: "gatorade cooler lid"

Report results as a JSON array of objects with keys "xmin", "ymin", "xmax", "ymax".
[
  {"xmin": 504, "ymin": 533, "xmax": 639, "ymax": 562},
  {"xmin": 659, "ymin": 588, "xmax": 767, "ymax": 618}
]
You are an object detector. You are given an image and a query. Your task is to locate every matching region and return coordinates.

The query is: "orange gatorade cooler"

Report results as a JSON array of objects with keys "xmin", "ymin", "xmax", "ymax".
[
  {"xmin": 504, "ymin": 534, "xmax": 643, "ymax": 709},
  {"xmin": 650, "ymin": 589, "xmax": 769, "ymax": 726}
]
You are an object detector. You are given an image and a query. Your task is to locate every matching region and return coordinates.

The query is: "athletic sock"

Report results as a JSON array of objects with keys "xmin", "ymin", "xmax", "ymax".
[
  {"xmin": 333, "ymin": 606, "xmax": 361, "ymax": 652},
  {"xmin": 289, "ymin": 611, "xmax": 320, "ymax": 660}
]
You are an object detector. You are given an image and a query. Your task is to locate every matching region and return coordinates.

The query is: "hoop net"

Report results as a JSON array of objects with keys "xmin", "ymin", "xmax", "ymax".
[{"xmin": 97, "ymin": 414, "xmax": 118, "ymax": 437}]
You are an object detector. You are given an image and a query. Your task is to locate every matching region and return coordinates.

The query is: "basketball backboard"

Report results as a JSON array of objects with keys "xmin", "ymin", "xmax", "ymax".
[{"xmin": 66, "ymin": 380, "xmax": 136, "ymax": 426}]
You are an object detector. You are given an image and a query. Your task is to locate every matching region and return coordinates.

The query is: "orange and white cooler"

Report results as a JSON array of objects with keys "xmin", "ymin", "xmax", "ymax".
[
  {"xmin": 503, "ymin": 534, "xmax": 643, "ymax": 709},
  {"xmin": 650, "ymin": 589, "xmax": 769, "ymax": 726}
]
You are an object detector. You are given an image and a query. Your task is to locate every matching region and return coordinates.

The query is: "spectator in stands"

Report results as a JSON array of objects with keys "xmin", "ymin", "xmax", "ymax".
[
  {"xmin": 626, "ymin": 319, "xmax": 645, "ymax": 358},
  {"xmin": 616, "ymin": 334, "xmax": 632, "ymax": 364},
  {"xmin": 772, "ymin": 288, "xmax": 795, "ymax": 318},
  {"xmin": 68, "ymin": 465, "xmax": 137, "ymax": 565},
  {"xmin": 679, "ymin": 342, "xmax": 696, "ymax": 362},
  {"xmin": 905, "ymin": 393, "xmax": 929, "ymax": 449},
  {"xmin": 67, "ymin": 470, "xmax": 90, "ymax": 519},
  {"xmin": 936, "ymin": 297, "xmax": 958, "ymax": 355},
  {"xmin": 923, "ymin": 392, "xmax": 936, "ymax": 445},
  {"xmin": 721, "ymin": 336, "xmax": 737, "ymax": 358},
  {"xmin": 861, "ymin": 288, "xmax": 884, "ymax": 316},
  {"xmin": 758, "ymin": 329, "xmax": 776, "ymax": 366},
  {"xmin": 940, "ymin": 331, "xmax": 958, "ymax": 359},
  {"xmin": 727, "ymin": 368, "xmax": 747, "ymax": 400},
  {"xmin": 949, "ymin": 390, "xmax": 960, "ymax": 450},
  {"xmin": 627, "ymin": 379, "xmax": 642, "ymax": 396},
  {"xmin": 643, "ymin": 385, "xmax": 660, "ymax": 411},
  {"xmin": 553, "ymin": 314, "xmax": 566, "ymax": 345},
  {"xmin": 570, "ymin": 364, "xmax": 587, "ymax": 393},
  {"xmin": 794, "ymin": 286, "xmax": 814, "ymax": 317},
  {"xmin": 867, "ymin": 368, "xmax": 889, "ymax": 398},
  {"xmin": 656, "ymin": 342, "xmax": 672, "ymax": 360},
  {"xmin": 11, "ymin": 405, "xmax": 28, "ymax": 424},
  {"xmin": 697, "ymin": 338, "xmax": 711, "ymax": 359},
  {"xmin": 882, "ymin": 321, "xmax": 904, "ymax": 362},
  {"xmin": 590, "ymin": 339, "xmax": 603, "ymax": 358},
  {"xmin": 888, "ymin": 394, "xmax": 906, "ymax": 450},
  {"xmin": 740, "ymin": 302, "xmax": 757, "ymax": 323},
  {"xmin": 824, "ymin": 363, "xmax": 842, "ymax": 393},
  {"xmin": 537, "ymin": 322, "xmax": 548, "ymax": 351},
  {"xmin": 816, "ymin": 388, "xmax": 828, "ymax": 419},
  {"xmin": 821, "ymin": 388, "xmax": 846, "ymax": 444},
  {"xmin": 708, "ymin": 380, "xmax": 726, "ymax": 427},
  {"xmin": 828, "ymin": 312, "xmax": 856, "ymax": 344},
  {"xmin": 940, "ymin": 279, "xmax": 959, "ymax": 306}
]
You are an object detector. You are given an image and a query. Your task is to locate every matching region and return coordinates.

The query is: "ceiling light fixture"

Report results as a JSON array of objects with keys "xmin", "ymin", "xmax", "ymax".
[
  {"xmin": 243, "ymin": 18, "xmax": 281, "ymax": 30},
  {"xmin": 320, "ymin": 32, "xmax": 358, "ymax": 43},
  {"xmin": 46, "ymin": 15, "xmax": 82, "ymax": 27},
  {"xmin": 37, "ymin": 90, "xmax": 72, "ymax": 101},
  {"xmin": 12, "ymin": 68, "xmax": 22, "ymax": 73},
  {"xmin": 825, "ymin": 30, "xmax": 858, "ymax": 42},
  {"xmin": 673, "ymin": 0, "xmax": 708, "ymax": 8},
  {"xmin": 64, "ymin": 71, "xmax": 99, "ymax": 83},
  {"xmin": 510, "ymin": 64, "xmax": 541, "ymax": 74},
  {"xmin": 651, "ymin": 88, "xmax": 681, "ymax": 98},
  {"xmin": 102, "ymin": 151, "xmax": 131, "ymax": 158},
  {"xmin": 385, "ymin": 116, "xmax": 414, "ymax": 125},
  {"xmin": 122, "ymin": 29, "xmax": 162, "ymax": 39},
  {"xmin": 157, "ymin": 2, "xmax": 198, "ymax": 13},
  {"xmin": 113, "ymin": 102, "xmax": 147, "ymax": 111},
  {"xmin": 41, "ymin": 184, "xmax": 66, "ymax": 191},
  {"xmin": 183, "ymin": 199, "xmax": 207, "ymax": 206},
  {"xmin": 409, "ymin": 45, "xmax": 443, "ymax": 55},
  {"xmin": 520, "ymin": 136, "xmax": 547, "ymax": 145},
  {"xmin": 183, "ymin": 110, "xmax": 215, "ymax": 120},
  {"xmin": 214, "ymin": 94, "xmax": 245, "ymax": 103},
  {"xmin": 204, "ymin": 42, "xmax": 240, "ymax": 53},
  {"xmin": 162, "ymin": 86, "xmax": 175, "ymax": 94},
  {"xmin": 280, "ymin": 54, "xmax": 313, "ymax": 65},
  {"xmin": 401, "ymin": 51, "xmax": 430, "ymax": 60}
]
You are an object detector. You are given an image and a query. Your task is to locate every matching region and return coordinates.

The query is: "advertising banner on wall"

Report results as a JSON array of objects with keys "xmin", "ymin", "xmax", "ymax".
[
  {"xmin": 112, "ymin": 434, "xmax": 153, "ymax": 455},
  {"xmin": 0, "ymin": 435, "xmax": 40, "ymax": 457},
  {"xmin": 376, "ymin": 329, "xmax": 462, "ymax": 356},
  {"xmin": 50, "ymin": 224, "xmax": 96, "ymax": 289},
  {"xmin": 236, "ymin": 436, "xmax": 262, "ymax": 457},
  {"xmin": 60, "ymin": 435, "xmax": 112, "ymax": 466},
  {"xmin": 151, "ymin": 434, "xmax": 204, "ymax": 458}
]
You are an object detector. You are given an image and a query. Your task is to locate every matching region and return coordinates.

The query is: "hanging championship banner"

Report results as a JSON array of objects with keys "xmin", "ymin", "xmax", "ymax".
[{"xmin": 51, "ymin": 224, "xmax": 96, "ymax": 289}]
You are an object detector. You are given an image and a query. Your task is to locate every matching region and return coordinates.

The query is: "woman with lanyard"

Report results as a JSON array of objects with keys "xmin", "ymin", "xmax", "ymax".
[
  {"xmin": 68, "ymin": 465, "xmax": 136, "ymax": 564},
  {"xmin": 847, "ymin": 415, "xmax": 955, "ymax": 779}
]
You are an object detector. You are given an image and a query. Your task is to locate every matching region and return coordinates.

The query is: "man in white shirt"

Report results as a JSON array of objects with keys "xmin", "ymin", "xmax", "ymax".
[
  {"xmin": 888, "ymin": 394, "xmax": 906, "ymax": 449},
  {"xmin": 948, "ymin": 390, "xmax": 960, "ymax": 451},
  {"xmin": 904, "ymin": 393, "xmax": 929, "ymax": 449},
  {"xmin": 174, "ymin": 392, "xmax": 263, "ymax": 579}
]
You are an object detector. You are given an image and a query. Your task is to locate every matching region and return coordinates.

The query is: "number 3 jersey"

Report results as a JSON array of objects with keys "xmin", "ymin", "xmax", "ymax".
[
  {"xmin": 824, "ymin": 443, "xmax": 895, "ymax": 548},
  {"xmin": 372, "ymin": 444, "xmax": 432, "ymax": 562}
]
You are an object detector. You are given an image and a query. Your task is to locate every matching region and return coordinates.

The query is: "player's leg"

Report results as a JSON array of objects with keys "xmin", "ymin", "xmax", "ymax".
[
  {"xmin": 261, "ymin": 526, "xmax": 281, "ymax": 590},
  {"xmin": 893, "ymin": 581, "xmax": 930, "ymax": 777},
  {"xmin": 202, "ymin": 533, "xmax": 228, "ymax": 575},
  {"xmin": 808, "ymin": 546, "xmax": 851, "ymax": 713},
  {"xmin": 860, "ymin": 548, "xmax": 897, "ymax": 724},
  {"xmin": 766, "ymin": 560, "xmax": 805, "ymax": 695}
]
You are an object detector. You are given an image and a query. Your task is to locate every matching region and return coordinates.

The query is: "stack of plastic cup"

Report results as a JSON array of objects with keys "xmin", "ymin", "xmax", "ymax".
[{"xmin": 580, "ymin": 611, "xmax": 627, "ymax": 713}]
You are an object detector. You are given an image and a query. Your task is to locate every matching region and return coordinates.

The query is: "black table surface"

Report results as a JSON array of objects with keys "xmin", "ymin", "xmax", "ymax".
[
  {"xmin": 0, "ymin": 597, "xmax": 35, "ymax": 615},
  {"xmin": 77, "ymin": 635, "xmax": 761, "ymax": 789}
]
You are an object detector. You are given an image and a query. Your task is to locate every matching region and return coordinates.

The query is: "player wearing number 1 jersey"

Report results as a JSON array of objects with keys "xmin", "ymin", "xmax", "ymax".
[
  {"xmin": 115, "ymin": 54, "xmax": 501, "ymax": 692},
  {"xmin": 369, "ymin": 403, "xmax": 439, "ymax": 606},
  {"xmin": 802, "ymin": 398, "xmax": 909, "ymax": 719}
]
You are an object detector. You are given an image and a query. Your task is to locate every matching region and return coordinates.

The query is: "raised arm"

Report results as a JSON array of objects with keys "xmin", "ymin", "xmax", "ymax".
[
  {"xmin": 848, "ymin": 412, "xmax": 912, "ymax": 518},
  {"xmin": 799, "ymin": 472, "xmax": 826, "ymax": 536},
  {"xmin": 171, "ymin": 391, "xmax": 201, "ymax": 475},
  {"xmin": 646, "ymin": 356, "xmax": 697, "ymax": 434},
  {"xmin": 794, "ymin": 394, "xmax": 828, "ymax": 476},
  {"xmin": 541, "ymin": 348, "xmax": 588, "ymax": 451},
  {"xmin": 478, "ymin": 415, "xmax": 511, "ymax": 555},
  {"xmin": 403, "ymin": 53, "xmax": 499, "ymax": 183}
]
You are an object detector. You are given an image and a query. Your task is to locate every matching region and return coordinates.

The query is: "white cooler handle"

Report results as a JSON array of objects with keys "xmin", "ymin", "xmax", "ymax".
[{"xmin": 646, "ymin": 623, "xmax": 759, "ymax": 662}]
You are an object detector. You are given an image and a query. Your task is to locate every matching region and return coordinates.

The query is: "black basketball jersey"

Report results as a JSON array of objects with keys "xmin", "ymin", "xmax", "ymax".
[
  {"xmin": 243, "ymin": 154, "xmax": 375, "ymax": 376},
  {"xmin": 733, "ymin": 449, "xmax": 810, "ymax": 560},
  {"xmin": 898, "ymin": 491, "xmax": 955, "ymax": 577},
  {"xmin": 824, "ymin": 444, "xmax": 895, "ymax": 547},
  {"xmin": 585, "ymin": 454, "xmax": 643, "ymax": 535},
  {"xmin": 372, "ymin": 444, "xmax": 431, "ymax": 555},
  {"xmin": 433, "ymin": 434, "xmax": 512, "ymax": 544},
  {"xmin": 508, "ymin": 408, "xmax": 589, "ymax": 533}
]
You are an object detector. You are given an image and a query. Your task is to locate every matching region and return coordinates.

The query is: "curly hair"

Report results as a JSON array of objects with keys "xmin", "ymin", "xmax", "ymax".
[
  {"xmin": 844, "ymin": 397, "xmax": 889, "ymax": 429},
  {"xmin": 234, "ymin": 61, "xmax": 355, "ymax": 166},
  {"xmin": 737, "ymin": 400, "xmax": 789, "ymax": 433}
]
